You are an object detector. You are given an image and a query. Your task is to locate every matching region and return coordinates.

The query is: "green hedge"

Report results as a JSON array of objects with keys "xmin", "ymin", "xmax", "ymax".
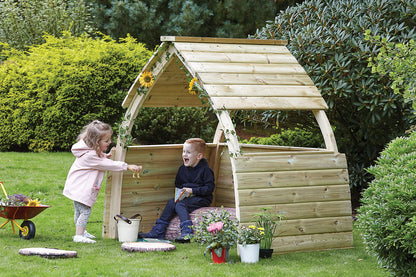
[
  {"xmin": 132, "ymin": 107, "xmax": 217, "ymax": 145},
  {"xmin": 0, "ymin": 0, "xmax": 93, "ymax": 51},
  {"xmin": 241, "ymin": 127, "xmax": 324, "ymax": 148},
  {"xmin": 0, "ymin": 33, "xmax": 151, "ymax": 151},
  {"xmin": 357, "ymin": 131, "xmax": 416, "ymax": 276}
]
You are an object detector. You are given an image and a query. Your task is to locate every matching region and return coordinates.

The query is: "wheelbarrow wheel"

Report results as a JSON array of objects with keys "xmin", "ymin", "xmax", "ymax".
[{"xmin": 19, "ymin": 220, "xmax": 36, "ymax": 240}]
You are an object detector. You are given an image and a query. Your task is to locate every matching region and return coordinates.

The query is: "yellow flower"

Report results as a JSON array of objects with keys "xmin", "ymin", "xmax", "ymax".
[
  {"xmin": 139, "ymin": 71, "xmax": 154, "ymax": 88},
  {"xmin": 258, "ymin": 227, "xmax": 264, "ymax": 231},
  {"xmin": 188, "ymin": 77, "xmax": 198, "ymax": 95},
  {"xmin": 249, "ymin": 225, "xmax": 256, "ymax": 229},
  {"xmin": 260, "ymin": 231, "xmax": 265, "ymax": 235},
  {"xmin": 26, "ymin": 198, "xmax": 41, "ymax": 207}
]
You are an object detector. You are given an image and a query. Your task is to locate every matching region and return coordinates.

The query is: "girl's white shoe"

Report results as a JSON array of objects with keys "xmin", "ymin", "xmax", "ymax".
[
  {"xmin": 83, "ymin": 230, "xmax": 96, "ymax": 239},
  {"xmin": 73, "ymin": 235, "xmax": 96, "ymax": 243}
]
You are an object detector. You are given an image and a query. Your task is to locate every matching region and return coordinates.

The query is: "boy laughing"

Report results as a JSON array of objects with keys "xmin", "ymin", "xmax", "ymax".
[{"xmin": 141, "ymin": 138, "xmax": 215, "ymax": 242}]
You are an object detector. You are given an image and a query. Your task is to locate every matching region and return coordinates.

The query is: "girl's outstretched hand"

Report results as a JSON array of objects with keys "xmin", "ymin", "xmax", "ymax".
[
  {"xmin": 128, "ymin": 165, "xmax": 142, "ymax": 178},
  {"xmin": 128, "ymin": 165, "xmax": 142, "ymax": 172}
]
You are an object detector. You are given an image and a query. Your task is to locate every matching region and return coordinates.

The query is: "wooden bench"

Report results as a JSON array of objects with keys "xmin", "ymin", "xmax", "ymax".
[{"xmin": 164, "ymin": 207, "xmax": 236, "ymax": 240}]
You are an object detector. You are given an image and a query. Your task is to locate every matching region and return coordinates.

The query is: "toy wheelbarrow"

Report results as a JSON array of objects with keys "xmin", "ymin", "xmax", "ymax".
[{"xmin": 0, "ymin": 182, "xmax": 50, "ymax": 239}]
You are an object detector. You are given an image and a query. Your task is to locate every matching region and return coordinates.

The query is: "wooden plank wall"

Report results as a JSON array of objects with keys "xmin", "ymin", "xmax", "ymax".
[
  {"xmin": 213, "ymin": 147, "xmax": 234, "ymax": 207},
  {"xmin": 103, "ymin": 144, "xmax": 353, "ymax": 254},
  {"xmin": 104, "ymin": 145, "xmax": 183, "ymax": 234},
  {"xmin": 213, "ymin": 144, "xmax": 303, "ymax": 207},
  {"xmin": 103, "ymin": 144, "xmax": 236, "ymax": 234},
  {"xmin": 235, "ymin": 146, "xmax": 353, "ymax": 253}
]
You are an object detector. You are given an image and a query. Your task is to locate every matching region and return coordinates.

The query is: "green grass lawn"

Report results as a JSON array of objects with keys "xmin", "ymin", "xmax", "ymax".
[{"xmin": 0, "ymin": 152, "xmax": 388, "ymax": 277}]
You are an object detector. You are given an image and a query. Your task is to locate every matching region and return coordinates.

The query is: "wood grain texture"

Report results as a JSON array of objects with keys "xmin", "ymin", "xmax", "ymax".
[
  {"xmin": 272, "ymin": 232, "xmax": 353, "ymax": 254},
  {"xmin": 161, "ymin": 36, "xmax": 287, "ymax": 45},
  {"xmin": 173, "ymin": 42, "xmax": 290, "ymax": 53},
  {"xmin": 239, "ymin": 201, "xmax": 352, "ymax": 221}
]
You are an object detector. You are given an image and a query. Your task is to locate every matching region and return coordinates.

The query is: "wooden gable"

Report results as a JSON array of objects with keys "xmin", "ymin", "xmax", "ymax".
[{"xmin": 122, "ymin": 36, "xmax": 328, "ymax": 111}]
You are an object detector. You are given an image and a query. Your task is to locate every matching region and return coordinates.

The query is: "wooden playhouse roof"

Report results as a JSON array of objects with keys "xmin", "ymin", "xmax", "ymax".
[{"xmin": 122, "ymin": 36, "xmax": 328, "ymax": 111}]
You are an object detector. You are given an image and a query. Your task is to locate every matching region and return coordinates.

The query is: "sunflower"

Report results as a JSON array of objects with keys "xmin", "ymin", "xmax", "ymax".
[
  {"xmin": 26, "ymin": 198, "xmax": 41, "ymax": 207},
  {"xmin": 188, "ymin": 77, "xmax": 198, "ymax": 95},
  {"xmin": 139, "ymin": 71, "xmax": 154, "ymax": 88}
]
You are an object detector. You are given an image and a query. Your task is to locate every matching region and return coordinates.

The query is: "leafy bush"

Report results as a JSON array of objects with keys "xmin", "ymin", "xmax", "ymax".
[
  {"xmin": 252, "ymin": 0, "xmax": 416, "ymax": 202},
  {"xmin": 368, "ymin": 33, "xmax": 416, "ymax": 109},
  {"xmin": 0, "ymin": 0, "xmax": 93, "ymax": 51},
  {"xmin": 0, "ymin": 33, "xmax": 151, "ymax": 151},
  {"xmin": 132, "ymin": 107, "xmax": 217, "ymax": 145},
  {"xmin": 86, "ymin": 0, "xmax": 302, "ymax": 49},
  {"xmin": 357, "ymin": 131, "xmax": 416, "ymax": 276},
  {"xmin": 241, "ymin": 127, "xmax": 324, "ymax": 148}
]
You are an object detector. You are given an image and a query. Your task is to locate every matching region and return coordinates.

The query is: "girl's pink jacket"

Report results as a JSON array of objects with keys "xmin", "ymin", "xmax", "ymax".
[{"xmin": 63, "ymin": 140, "xmax": 127, "ymax": 207}]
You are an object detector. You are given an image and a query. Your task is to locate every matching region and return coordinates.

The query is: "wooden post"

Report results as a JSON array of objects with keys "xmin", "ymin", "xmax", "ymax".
[
  {"xmin": 104, "ymin": 44, "xmax": 178, "ymax": 238},
  {"xmin": 104, "ymin": 92, "xmax": 147, "ymax": 238},
  {"xmin": 213, "ymin": 108, "xmax": 241, "ymax": 221},
  {"xmin": 313, "ymin": 110, "xmax": 338, "ymax": 152},
  {"xmin": 214, "ymin": 110, "xmax": 240, "ymax": 156}
]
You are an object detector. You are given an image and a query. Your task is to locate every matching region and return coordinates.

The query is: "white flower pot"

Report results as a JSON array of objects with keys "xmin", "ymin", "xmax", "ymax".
[{"xmin": 238, "ymin": 243, "xmax": 260, "ymax": 263}]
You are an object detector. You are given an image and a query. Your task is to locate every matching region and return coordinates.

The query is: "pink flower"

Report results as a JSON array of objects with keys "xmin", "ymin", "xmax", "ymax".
[{"xmin": 207, "ymin": 222, "xmax": 224, "ymax": 233}]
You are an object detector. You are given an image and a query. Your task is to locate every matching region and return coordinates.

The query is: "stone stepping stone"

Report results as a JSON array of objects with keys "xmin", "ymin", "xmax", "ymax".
[
  {"xmin": 19, "ymin": 247, "xmax": 77, "ymax": 259},
  {"xmin": 121, "ymin": 241, "xmax": 176, "ymax": 252}
]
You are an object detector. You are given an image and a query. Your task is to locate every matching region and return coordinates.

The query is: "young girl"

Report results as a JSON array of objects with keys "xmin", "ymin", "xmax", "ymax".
[{"xmin": 63, "ymin": 120, "xmax": 142, "ymax": 243}]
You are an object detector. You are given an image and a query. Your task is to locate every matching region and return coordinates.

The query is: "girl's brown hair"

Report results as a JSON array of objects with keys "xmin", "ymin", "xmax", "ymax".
[{"xmin": 78, "ymin": 120, "xmax": 112, "ymax": 157}]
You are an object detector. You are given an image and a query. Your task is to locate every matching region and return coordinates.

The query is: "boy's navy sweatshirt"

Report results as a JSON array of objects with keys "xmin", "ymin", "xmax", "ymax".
[{"xmin": 175, "ymin": 158, "xmax": 215, "ymax": 203}]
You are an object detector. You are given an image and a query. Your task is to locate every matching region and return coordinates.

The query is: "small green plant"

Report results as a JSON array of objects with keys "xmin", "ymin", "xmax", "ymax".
[
  {"xmin": 114, "ymin": 114, "xmax": 133, "ymax": 148},
  {"xmin": 237, "ymin": 225, "xmax": 265, "ymax": 246},
  {"xmin": 253, "ymin": 207, "xmax": 284, "ymax": 249}
]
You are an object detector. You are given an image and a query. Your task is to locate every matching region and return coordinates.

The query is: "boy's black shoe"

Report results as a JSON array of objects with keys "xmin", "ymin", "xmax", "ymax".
[{"xmin": 175, "ymin": 235, "xmax": 191, "ymax": 243}]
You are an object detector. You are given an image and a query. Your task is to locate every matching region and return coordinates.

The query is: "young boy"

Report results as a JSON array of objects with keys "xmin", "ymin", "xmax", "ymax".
[{"xmin": 141, "ymin": 138, "xmax": 215, "ymax": 243}]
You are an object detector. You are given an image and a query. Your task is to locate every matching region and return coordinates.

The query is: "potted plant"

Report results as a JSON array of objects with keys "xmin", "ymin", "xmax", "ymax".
[
  {"xmin": 253, "ymin": 207, "xmax": 284, "ymax": 258},
  {"xmin": 237, "ymin": 224, "xmax": 265, "ymax": 263},
  {"xmin": 192, "ymin": 208, "xmax": 239, "ymax": 263}
]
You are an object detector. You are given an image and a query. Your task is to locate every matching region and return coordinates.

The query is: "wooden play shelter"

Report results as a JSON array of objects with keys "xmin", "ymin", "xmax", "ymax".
[{"xmin": 103, "ymin": 36, "xmax": 353, "ymax": 253}]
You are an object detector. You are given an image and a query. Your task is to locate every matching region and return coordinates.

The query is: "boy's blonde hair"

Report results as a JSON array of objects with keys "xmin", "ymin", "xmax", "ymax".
[
  {"xmin": 185, "ymin": 138, "xmax": 206, "ymax": 155},
  {"xmin": 78, "ymin": 120, "xmax": 112, "ymax": 157}
]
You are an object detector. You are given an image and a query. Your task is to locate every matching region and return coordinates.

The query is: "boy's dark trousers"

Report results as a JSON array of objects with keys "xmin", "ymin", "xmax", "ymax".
[
  {"xmin": 160, "ymin": 196, "xmax": 210, "ymax": 223},
  {"xmin": 142, "ymin": 196, "xmax": 210, "ymax": 240}
]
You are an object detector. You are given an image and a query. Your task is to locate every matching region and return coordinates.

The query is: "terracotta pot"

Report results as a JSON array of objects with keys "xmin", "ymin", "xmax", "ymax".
[
  {"xmin": 259, "ymin": 248, "xmax": 274, "ymax": 258},
  {"xmin": 211, "ymin": 248, "xmax": 226, "ymax": 264}
]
